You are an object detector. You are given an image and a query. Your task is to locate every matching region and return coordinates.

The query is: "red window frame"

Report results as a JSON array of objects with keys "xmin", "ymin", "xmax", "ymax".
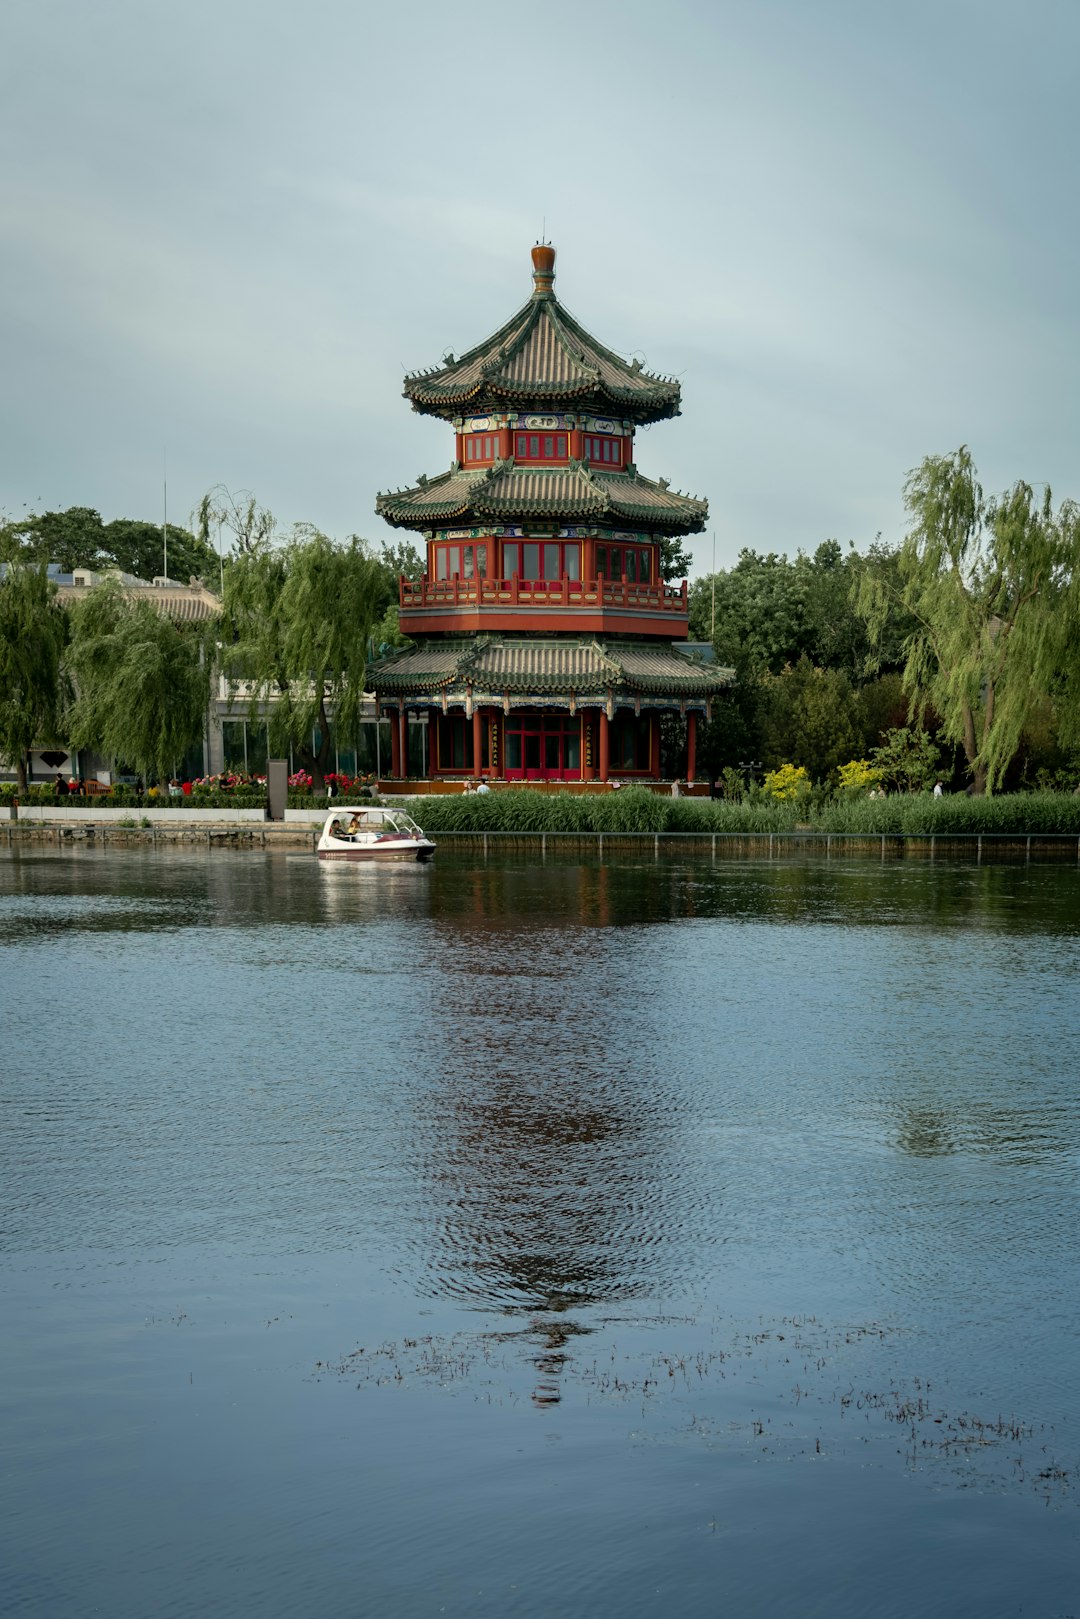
[
  {"xmin": 584, "ymin": 435, "xmax": 623, "ymax": 468},
  {"xmin": 596, "ymin": 544, "xmax": 653, "ymax": 584},
  {"xmin": 501, "ymin": 540, "xmax": 580, "ymax": 581},
  {"xmin": 515, "ymin": 432, "xmax": 568, "ymax": 462},
  {"xmin": 435, "ymin": 542, "xmax": 488, "ymax": 580}
]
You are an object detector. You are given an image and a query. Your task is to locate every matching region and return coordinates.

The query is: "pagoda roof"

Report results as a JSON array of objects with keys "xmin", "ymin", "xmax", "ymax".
[
  {"xmin": 368, "ymin": 637, "xmax": 732, "ymax": 700},
  {"xmin": 403, "ymin": 246, "xmax": 682, "ymax": 425},
  {"xmin": 376, "ymin": 462, "xmax": 707, "ymax": 536}
]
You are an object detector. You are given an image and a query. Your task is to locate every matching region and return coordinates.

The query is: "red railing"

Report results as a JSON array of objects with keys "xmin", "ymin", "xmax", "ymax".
[{"xmin": 399, "ymin": 575, "xmax": 688, "ymax": 614}]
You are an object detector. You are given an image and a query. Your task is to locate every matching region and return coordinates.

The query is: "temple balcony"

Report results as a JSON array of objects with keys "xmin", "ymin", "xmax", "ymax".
[{"xmin": 398, "ymin": 574, "xmax": 689, "ymax": 639}]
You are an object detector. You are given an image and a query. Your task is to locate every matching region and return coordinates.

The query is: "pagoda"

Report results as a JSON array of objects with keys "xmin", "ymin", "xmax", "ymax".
[{"xmin": 370, "ymin": 245, "xmax": 731, "ymax": 786}]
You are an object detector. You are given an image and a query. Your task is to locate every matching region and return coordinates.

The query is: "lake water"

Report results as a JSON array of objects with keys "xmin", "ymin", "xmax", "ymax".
[{"xmin": 2, "ymin": 847, "xmax": 1079, "ymax": 1619}]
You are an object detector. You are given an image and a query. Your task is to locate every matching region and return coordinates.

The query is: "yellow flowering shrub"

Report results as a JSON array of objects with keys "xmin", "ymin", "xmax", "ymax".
[
  {"xmin": 837, "ymin": 759, "xmax": 882, "ymax": 794},
  {"xmin": 762, "ymin": 763, "xmax": 810, "ymax": 801}
]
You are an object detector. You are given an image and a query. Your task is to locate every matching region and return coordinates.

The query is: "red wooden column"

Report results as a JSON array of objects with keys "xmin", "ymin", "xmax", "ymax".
[
  {"xmin": 650, "ymin": 714, "xmax": 661, "ymax": 779},
  {"xmin": 398, "ymin": 708, "xmax": 408, "ymax": 779},
  {"xmin": 472, "ymin": 707, "xmax": 482, "ymax": 779},
  {"xmin": 686, "ymin": 711, "xmax": 697, "ymax": 785},
  {"xmin": 599, "ymin": 709, "xmax": 610, "ymax": 782},
  {"xmin": 389, "ymin": 709, "xmax": 401, "ymax": 778}
]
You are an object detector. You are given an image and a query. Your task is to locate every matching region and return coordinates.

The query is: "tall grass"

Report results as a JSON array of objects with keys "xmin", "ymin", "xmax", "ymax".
[
  {"xmin": 416, "ymin": 788, "xmax": 798, "ymax": 835},
  {"xmin": 416, "ymin": 788, "xmax": 1080, "ymax": 837},
  {"xmin": 812, "ymin": 790, "xmax": 1080, "ymax": 836}
]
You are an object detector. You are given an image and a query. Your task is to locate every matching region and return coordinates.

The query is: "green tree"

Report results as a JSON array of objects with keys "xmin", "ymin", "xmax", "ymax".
[
  {"xmin": 66, "ymin": 581, "xmax": 214, "ymax": 785},
  {"xmin": 689, "ymin": 540, "xmax": 915, "ymax": 683},
  {"xmin": 224, "ymin": 528, "xmax": 382, "ymax": 789},
  {"xmin": 689, "ymin": 549, "xmax": 809, "ymax": 674},
  {"xmin": 102, "ymin": 519, "xmax": 219, "ymax": 585},
  {"xmin": 0, "ymin": 560, "xmax": 70, "ymax": 790},
  {"xmin": 869, "ymin": 726, "xmax": 941, "ymax": 793},
  {"xmin": 11, "ymin": 507, "xmax": 107, "ymax": 572},
  {"xmin": 856, "ymin": 446, "xmax": 1079, "ymax": 793},
  {"xmin": 855, "ymin": 672, "xmax": 909, "ymax": 753},
  {"xmin": 758, "ymin": 655, "xmax": 863, "ymax": 780},
  {"xmin": 196, "ymin": 487, "xmax": 278, "ymax": 560},
  {"xmin": 3, "ymin": 507, "xmax": 219, "ymax": 585},
  {"xmin": 373, "ymin": 538, "xmax": 424, "ymax": 627},
  {"xmin": 659, "ymin": 534, "xmax": 693, "ymax": 583}
]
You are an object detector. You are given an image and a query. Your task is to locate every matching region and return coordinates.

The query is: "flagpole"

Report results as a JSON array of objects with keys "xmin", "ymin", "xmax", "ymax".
[{"xmin": 710, "ymin": 530, "xmax": 716, "ymax": 644}]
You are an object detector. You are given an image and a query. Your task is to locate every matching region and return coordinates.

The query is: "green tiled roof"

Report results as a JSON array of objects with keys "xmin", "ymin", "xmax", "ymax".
[
  {"xmin": 368, "ymin": 638, "xmax": 732, "ymax": 700},
  {"xmin": 403, "ymin": 256, "xmax": 682, "ymax": 425},
  {"xmin": 376, "ymin": 462, "xmax": 707, "ymax": 536}
]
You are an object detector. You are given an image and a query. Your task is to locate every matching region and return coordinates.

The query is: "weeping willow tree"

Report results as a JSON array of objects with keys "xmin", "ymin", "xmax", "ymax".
[
  {"xmin": 0, "ymin": 558, "xmax": 70, "ymax": 790},
  {"xmin": 223, "ymin": 528, "xmax": 382, "ymax": 788},
  {"xmin": 66, "ymin": 581, "xmax": 215, "ymax": 785},
  {"xmin": 855, "ymin": 447, "xmax": 1079, "ymax": 793}
]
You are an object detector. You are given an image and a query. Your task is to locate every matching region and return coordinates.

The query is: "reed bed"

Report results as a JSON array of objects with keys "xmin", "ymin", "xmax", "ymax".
[
  {"xmin": 813, "ymin": 790, "xmax": 1080, "ymax": 836},
  {"xmin": 418, "ymin": 787, "xmax": 1080, "ymax": 838},
  {"xmin": 419, "ymin": 788, "xmax": 795, "ymax": 835}
]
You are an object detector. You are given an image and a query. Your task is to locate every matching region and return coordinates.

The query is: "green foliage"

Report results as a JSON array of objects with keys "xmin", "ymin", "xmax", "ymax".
[
  {"xmin": 196, "ymin": 487, "xmax": 278, "ymax": 560},
  {"xmin": 7, "ymin": 507, "xmax": 106, "ymax": 573},
  {"xmin": 688, "ymin": 540, "xmax": 909, "ymax": 683},
  {"xmin": 658, "ymin": 534, "xmax": 693, "ymax": 583},
  {"xmin": 370, "ymin": 602, "xmax": 412, "ymax": 655},
  {"xmin": 415, "ymin": 787, "xmax": 798, "ymax": 835},
  {"xmin": 695, "ymin": 676, "xmax": 757, "ymax": 779},
  {"xmin": 224, "ymin": 529, "xmax": 382, "ymax": 790},
  {"xmin": 836, "ymin": 759, "xmax": 882, "ymax": 794},
  {"xmin": 0, "ymin": 559, "xmax": 71, "ymax": 789},
  {"xmin": 854, "ymin": 446, "xmax": 1080, "ymax": 793},
  {"xmin": 103, "ymin": 519, "xmax": 219, "ymax": 584},
  {"xmin": 66, "ymin": 581, "xmax": 214, "ymax": 786},
  {"xmin": 855, "ymin": 672, "xmax": 909, "ymax": 752},
  {"xmin": 758, "ymin": 656, "xmax": 863, "ymax": 778},
  {"xmin": 869, "ymin": 726, "xmax": 941, "ymax": 793},
  {"xmin": 4, "ymin": 507, "xmax": 218, "ymax": 583},
  {"xmin": 288, "ymin": 792, "xmax": 379, "ymax": 809},
  {"xmin": 814, "ymin": 790, "xmax": 1080, "ymax": 836},
  {"xmin": 762, "ymin": 762, "xmax": 811, "ymax": 801}
]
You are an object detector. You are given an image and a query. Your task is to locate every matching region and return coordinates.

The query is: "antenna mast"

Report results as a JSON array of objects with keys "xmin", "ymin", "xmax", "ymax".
[{"xmin": 710, "ymin": 531, "xmax": 716, "ymax": 644}]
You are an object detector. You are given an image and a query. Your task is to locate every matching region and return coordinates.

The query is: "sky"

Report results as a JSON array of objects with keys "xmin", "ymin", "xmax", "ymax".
[{"xmin": 2, "ymin": 0, "xmax": 1078, "ymax": 577}]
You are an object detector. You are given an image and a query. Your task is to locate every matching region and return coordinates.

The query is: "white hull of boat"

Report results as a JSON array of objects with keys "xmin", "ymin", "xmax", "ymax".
[
  {"xmin": 316, "ymin": 808, "xmax": 435, "ymax": 863},
  {"xmin": 318, "ymin": 840, "xmax": 435, "ymax": 863}
]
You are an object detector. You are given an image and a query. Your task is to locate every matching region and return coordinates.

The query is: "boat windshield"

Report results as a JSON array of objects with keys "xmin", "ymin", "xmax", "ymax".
[
  {"xmin": 328, "ymin": 809, "xmax": 425, "ymax": 838},
  {"xmin": 384, "ymin": 811, "xmax": 423, "ymax": 835}
]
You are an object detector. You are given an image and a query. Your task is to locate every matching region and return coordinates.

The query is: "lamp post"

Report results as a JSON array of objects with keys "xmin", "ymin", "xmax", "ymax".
[{"xmin": 738, "ymin": 759, "xmax": 762, "ymax": 788}]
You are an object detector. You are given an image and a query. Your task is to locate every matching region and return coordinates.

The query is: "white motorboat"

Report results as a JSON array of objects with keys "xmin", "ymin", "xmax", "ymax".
[{"xmin": 317, "ymin": 807, "xmax": 436, "ymax": 862}]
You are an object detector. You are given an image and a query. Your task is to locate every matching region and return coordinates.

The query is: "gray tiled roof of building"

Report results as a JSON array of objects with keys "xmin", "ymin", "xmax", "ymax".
[
  {"xmin": 376, "ymin": 463, "xmax": 707, "ymax": 535},
  {"xmin": 368, "ymin": 638, "xmax": 732, "ymax": 698},
  {"xmin": 403, "ymin": 247, "xmax": 683, "ymax": 425}
]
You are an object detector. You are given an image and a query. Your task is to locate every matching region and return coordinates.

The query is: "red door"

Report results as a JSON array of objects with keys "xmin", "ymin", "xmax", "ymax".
[{"xmin": 504, "ymin": 715, "xmax": 580, "ymax": 781}]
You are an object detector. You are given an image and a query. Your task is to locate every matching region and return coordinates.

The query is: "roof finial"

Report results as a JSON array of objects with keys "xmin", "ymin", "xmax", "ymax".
[{"xmin": 531, "ymin": 242, "xmax": 556, "ymax": 299}]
